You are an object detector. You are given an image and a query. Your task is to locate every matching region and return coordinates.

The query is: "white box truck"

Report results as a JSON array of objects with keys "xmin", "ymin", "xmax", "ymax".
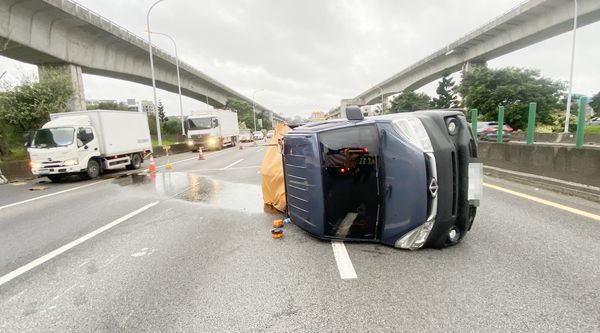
[
  {"xmin": 27, "ymin": 110, "xmax": 152, "ymax": 182},
  {"xmin": 184, "ymin": 109, "xmax": 240, "ymax": 151}
]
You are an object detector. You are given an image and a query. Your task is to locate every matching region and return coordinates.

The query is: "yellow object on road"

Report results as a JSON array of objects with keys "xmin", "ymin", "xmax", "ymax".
[{"xmin": 261, "ymin": 123, "xmax": 291, "ymax": 213}]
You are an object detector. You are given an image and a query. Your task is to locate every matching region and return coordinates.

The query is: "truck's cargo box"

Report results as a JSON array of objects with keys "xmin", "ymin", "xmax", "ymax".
[{"xmin": 49, "ymin": 110, "xmax": 152, "ymax": 156}]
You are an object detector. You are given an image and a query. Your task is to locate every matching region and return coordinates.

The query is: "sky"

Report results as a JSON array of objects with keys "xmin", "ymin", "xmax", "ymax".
[{"xmin": 1, "ymin": 0, "xmax": 599, "ymax": 119}]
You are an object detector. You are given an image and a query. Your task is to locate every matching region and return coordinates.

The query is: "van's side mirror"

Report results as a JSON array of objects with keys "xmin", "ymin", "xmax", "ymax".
[
  {"xmin": 213, "ymin": 119, "xmax": 219, "ymax": 127},
  {"xmin": 23, "ymin": 133, "xmax": 31, "ymax": 148}
]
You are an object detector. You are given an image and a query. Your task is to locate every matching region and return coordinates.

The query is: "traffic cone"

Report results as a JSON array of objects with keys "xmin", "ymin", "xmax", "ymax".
[
  {"xmin": 253, "ymin": 139, "xmax": 257, "ymax": 147},
  {"xmin": 148, "ymin": 154, "xmax": 157, "ymax": 173},
  {"xmin": 239, "ymin": 142, "xmax": 243, "ymax": 150},
  {"xmin": 198, "ymin": 148, "xmax": 205, "ymax": 160}
]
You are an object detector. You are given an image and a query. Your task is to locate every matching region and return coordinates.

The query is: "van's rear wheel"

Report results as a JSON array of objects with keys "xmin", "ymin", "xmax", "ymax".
[
  {"xmin": 126, "ymin": 153, "xmax": 142, "ymax": 170},
  {"xmin": 86, "ymin": 160, "xmax": 100, "ymax": 179}
]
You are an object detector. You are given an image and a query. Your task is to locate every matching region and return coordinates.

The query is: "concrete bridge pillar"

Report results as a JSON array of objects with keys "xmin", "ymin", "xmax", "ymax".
[
  {"xmin": 38, "ymin": 63, "xmax": 86, "ymax": 111},
  {"xmin": 462, "ymin": 60, "xmax": 487, "ymax": 73}
]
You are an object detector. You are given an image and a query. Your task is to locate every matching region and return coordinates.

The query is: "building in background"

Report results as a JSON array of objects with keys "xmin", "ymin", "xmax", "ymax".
[
  {"xmin": 140, "ymin": 100, "xmax": 155, "ymax": 113},
  {"xmin": 310, "ymin": 111, "xmax": 325, "ymax": 122}
]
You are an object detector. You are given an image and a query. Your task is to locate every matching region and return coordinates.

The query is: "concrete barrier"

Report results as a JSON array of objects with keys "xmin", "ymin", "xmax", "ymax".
[
  {"xmin": 477, "ymin": 142, "xmax": 600, "ymax": 187},
  {"xmin": 0, "ymin": 160, "xmax": 33, "ymax": 182},
  {"xmin": 152, "ymin": 143, "xmax": 189, "ymax": 156},
  {"xmin": 510, "ymin": 132, "xmax": 600, "ymax": 144}
]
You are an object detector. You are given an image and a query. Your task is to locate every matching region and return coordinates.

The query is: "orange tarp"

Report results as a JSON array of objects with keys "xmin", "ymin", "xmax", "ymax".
[{"xmin": 261, "ymin": 123, "xmax": 291, "ymax": 212}]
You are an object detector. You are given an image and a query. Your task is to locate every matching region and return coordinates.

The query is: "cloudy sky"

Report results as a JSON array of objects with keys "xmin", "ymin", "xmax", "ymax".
[{"xmin": 1, "ymin": 0, "xmax": 599, "ymax": 119}]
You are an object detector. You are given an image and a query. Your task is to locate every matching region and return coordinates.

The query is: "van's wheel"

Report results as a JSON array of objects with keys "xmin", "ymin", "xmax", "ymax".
[
  {"xmin": 86, "ymin": 160, "xmax": 100, "ymax": 179},
  {"xmin": 126, "ymin": 153, "xmax": 142, "ymax": 170}
]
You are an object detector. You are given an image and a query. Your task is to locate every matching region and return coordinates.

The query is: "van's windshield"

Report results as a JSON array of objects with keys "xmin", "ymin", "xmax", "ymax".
[{"xmin": 31, "ymin": 127, "xmax": 75, "ymax": 148}]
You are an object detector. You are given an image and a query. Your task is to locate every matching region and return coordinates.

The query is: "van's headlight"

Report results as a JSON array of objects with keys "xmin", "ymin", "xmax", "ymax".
[
  {"xmin": 187, "ymin": 140, "xmax": 194, "ymax": 146},
  {"xmin": 30, "ymin": 161, "xmax": 42, "ymax": 169},
  {"xmin": 63, "ymin": 159, "xmax": 79, "ymax": 166},
  {"xmin": 208, "ymin": 137, "xmax": 216, "ymax": 144},
  {"xmin": 395, "ymin": 221, "xmax": 434, "ymax": 249}
]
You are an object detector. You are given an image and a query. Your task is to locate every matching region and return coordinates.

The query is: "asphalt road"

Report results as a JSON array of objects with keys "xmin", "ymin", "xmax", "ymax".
[{"xmin": 1, "ymin": 141, "xmax": 599, "ymax": 332}]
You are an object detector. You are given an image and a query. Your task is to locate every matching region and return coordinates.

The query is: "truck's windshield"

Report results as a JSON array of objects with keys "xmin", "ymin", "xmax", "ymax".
[
  {"xmin": 187, "ymin": 117, "xmax": 213, "ymax": 130},
  {"xmin": 31, "ymin": 127, "xmax": 75, "ymax": 148}
]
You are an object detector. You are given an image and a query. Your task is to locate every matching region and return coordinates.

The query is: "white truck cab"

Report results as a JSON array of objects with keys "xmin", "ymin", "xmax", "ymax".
[{"xmin": 185, "ymin": 110, "xmax": 239, "ymax": 151}]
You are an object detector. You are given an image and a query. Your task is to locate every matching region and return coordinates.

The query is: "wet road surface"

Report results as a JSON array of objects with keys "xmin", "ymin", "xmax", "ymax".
[{"xmin": 1, "ymin": 142, "xmax": 599, "ymax": 332}]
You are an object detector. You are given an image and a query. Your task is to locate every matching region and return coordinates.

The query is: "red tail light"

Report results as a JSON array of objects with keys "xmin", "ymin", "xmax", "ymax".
[
  {"xmin": 483, "ymin": 127, "xmax": 495, "ymax": 133},
  {"xmin": 505, "ymin": 126, "xmax": 513, "ymax": 132}
]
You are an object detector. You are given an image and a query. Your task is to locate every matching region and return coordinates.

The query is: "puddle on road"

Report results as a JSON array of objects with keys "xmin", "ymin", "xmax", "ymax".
[{"xmin": 112, "ymin": 172, "xmax": 266, "ymax": 213}]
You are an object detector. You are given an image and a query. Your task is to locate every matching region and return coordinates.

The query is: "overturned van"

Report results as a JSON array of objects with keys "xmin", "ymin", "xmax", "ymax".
[{"xmin": 282, "ymin": 108, "xmax": 482, "ymax": 249}]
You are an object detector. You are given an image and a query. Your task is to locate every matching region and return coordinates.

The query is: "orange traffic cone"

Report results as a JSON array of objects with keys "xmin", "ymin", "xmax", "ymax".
[
  {"xmin": 239, "ymin": 142, "xmax": 243, "ymax": 150},
  {"xmin": 253, "ymin": 139, "xmax": 257, "ymax": 147},
  {"xmin": 148, "ymin": 154, "xmax": 157, "ymax": 173},
  {"xmin": 198, "ymin": 148, "xmax": 205, "ymax": 160}
]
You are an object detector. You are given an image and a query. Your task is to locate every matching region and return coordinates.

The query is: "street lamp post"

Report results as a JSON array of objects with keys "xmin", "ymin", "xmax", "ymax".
[
  {"xmin": 252, "ymin": 89, "xmax": 264, "ymax": 132},
  {"xmin": 378, "ymin": 87, "xmax": 385, "ymax": 114},
  {"xmin": 146, "ymin": 0, "xmax": 166, "ymax": 146},
  {"xmin": 564, "ymin": 0, "xmax": 578, "ymax": 133},
  {"xmin": 147, "ymin": 30, "xmax": 185, "ymax": 136}
]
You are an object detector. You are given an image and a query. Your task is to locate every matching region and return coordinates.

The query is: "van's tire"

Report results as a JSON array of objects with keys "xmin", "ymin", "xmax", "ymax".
[
  {"xmin": 47, "ymin": 174, "xmax": 65, "ymax": 182},
  {"xmin": 85, "ymin": 160, "xmax": 100, "ymax": 179},
  {"xmin": 126, "ymin": 153, "xmax": 142, "ymax": 170}
]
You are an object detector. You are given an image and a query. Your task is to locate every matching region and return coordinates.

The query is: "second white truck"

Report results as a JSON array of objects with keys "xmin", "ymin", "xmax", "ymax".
[
  {"xmin": 27, "ymin": 110, "xmax": 152, "ymax": 182},
  {"xmin": 184, "ymin": 110, "xmax": 239, "ymax": 151}
]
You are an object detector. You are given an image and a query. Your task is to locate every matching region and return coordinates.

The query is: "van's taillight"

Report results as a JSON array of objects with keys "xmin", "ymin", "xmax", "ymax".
[{"xmin": 483, "ymin": 127, "xmax": 495, "ymax": 133}]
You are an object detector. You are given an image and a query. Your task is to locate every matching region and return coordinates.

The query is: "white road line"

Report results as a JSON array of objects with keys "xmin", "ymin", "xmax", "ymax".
[
  {"xmin": 0, "ymin": 179, "xmax": 111, "ymax": 211},
  {"xmin": 256, "ymin": 148, "xmax": 264, "ymax": 153},
  {"xmin": 221, "ymin": 159, "xmax": 244, "ymax": 170},
  {"xmin": 484, "ymin": 182, "xmax": 600, "ymax": 222},
  {"xmin": 0, "ymin": 201, "xmax": 159, "ymax": 287},
  {"xmin": 331, "ymin": 241, "xmax": 357, "ymax": 280}
]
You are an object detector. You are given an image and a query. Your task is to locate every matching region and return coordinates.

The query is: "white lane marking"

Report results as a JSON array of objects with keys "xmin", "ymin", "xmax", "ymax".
[
  {"xmin": 484, "ymin": 182, "xmax": 600, "ymax": 222},
  {"xmin": 0, "ymin": 201, "xmax": 159, "ymax": 287},
  {"xmin": 256, "ymin": 148, "xmax": 264, "ymax": 153},
  {"xmin": 331, "ymin": 241, "xmax": 357, "ymax": 280},
  {"xmin": 0, "ymin": 179, "xmax": 111, "ymax": 211},
  {"xmin": 221, "ymin": 159, "xmax": 244, "ymax": 170}
]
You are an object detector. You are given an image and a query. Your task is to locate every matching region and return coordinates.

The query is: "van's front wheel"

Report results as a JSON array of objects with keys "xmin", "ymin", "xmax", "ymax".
[{"xmin": 86, "ymin": 160, "xmax": 100, "ymax": 179}]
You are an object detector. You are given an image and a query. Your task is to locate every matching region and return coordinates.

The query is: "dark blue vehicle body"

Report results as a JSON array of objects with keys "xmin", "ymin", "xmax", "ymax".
[{"xmin": 282, "ymin": 110, "xmax": 479, "ymax": 249}]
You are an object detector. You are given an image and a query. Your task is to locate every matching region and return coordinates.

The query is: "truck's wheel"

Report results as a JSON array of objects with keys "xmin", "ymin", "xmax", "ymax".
[
  {"xmin": 126, "ymin": 153, "xmax": 142, "ymax": 170},
  {"xmin": 86, "ymin": 160, "xmax": 100, "ymax": 179},
  {"xmin": 47, "ymin": 174, "xmax": 64, "ymax": 182}
]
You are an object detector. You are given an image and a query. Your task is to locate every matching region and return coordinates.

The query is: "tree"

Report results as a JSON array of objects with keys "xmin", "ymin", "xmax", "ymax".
[
  {"xmin": 157, "ymin": 100, "xmax": 166, "ymax": 123},
  {"xmin": 87, "ymin": 101, "xmax": 129, "ymax": 111},
  {"xmin": 226, "ymin": 97, "xmax": 254, "ymax": 129},
  {"xmin": 388, "ymin": 91, "xmax": 432, "ymax": 113},
  {"xmin": 432, "ymin": 72, "xmax": 458, "ymax": 108},
  {"xmin": 590, "ymin": 91, "xmax": 600, "ymax": 115},
  {"xmin": 458, "ymin": 66, "xmax": 564, "ymax": 130},
  {"xmin": 0, "ymin": 69, "xmax": 73, "ymax": 132}
]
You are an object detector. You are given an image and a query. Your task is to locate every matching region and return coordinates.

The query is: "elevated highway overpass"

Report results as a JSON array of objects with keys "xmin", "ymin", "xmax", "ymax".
[
  {"xmin": 0, "ymin": 0, "xmax": 284, "ymax": 124},
  {"xmin": 329, "ymin": 0, "xmax": 600, "ymax": 118}
]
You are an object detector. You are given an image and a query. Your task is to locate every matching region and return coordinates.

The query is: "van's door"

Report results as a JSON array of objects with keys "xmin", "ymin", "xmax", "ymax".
[
  {"xmin": 77, "ymin": 127, "xmax": 100, "ymax": 167},
  {"xmin": 318, "ymin": 125, "xmax": 381, "ymax": 240}
]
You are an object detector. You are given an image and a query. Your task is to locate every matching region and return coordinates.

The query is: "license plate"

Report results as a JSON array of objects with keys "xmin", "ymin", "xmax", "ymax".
[
  {"xmin": 468, "ymin": 163, "xmax": 483, "ymax": 206},
  {"xmin": 38, "ymin": 169, "xmax": 50, "ymax": 175}
]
